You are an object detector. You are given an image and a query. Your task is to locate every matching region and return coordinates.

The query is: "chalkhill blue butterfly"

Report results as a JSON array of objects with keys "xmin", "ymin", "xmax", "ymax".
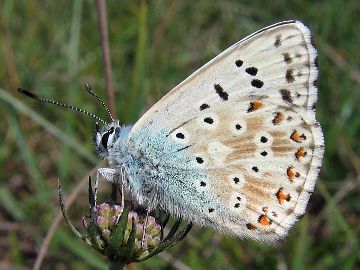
[{"xmin": 20, "ymin": 20, "xmax": 324, "ymax": 243}]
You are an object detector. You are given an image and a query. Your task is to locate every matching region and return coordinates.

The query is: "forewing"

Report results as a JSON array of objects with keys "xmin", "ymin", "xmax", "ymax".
[{"xmin": 128, "ymin": 21, "xmax": 324, "ymax": 241}]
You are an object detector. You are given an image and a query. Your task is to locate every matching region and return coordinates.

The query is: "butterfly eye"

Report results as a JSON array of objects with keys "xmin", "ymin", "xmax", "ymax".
[{"xmin": 101, "ymin": 127, "xmax": 114, "ymax": 150}]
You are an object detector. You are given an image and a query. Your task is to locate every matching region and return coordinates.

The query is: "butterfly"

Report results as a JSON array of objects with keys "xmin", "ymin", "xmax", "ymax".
[{"xmin": 20, "ymin": 20, "xmax": 324, "ymax": 243}]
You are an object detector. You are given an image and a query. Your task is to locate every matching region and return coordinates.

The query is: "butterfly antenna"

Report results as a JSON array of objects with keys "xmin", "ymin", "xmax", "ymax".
[
  {"xmin": 17, "ymin": 88, "xmax": 107, "ymax": 125},
  {"xmin": 84, "ymin": 84, "xmax": 114, "ymax": 122}
]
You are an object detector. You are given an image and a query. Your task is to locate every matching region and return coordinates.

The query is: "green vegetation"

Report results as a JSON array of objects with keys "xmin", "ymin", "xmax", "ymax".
[{"xmin": 0, "ymin": 1, "xmax": 359, "ymax": 269}]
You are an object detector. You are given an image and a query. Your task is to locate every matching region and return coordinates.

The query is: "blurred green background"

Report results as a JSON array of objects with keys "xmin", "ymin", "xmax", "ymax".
[{"xmin": 0, "ymin": 0, "xmax": 359, "ymax": 269}]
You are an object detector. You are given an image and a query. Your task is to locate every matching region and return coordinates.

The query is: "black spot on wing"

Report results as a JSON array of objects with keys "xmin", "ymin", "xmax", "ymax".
[
  {"xmin": 274, "ymin": 35, "xmax": 281, "ymax": 47},
  {"xmin": 196, "ymin": 157, "xmax": 204, "ymax": 164},
  {"xmin": 200, "ymin": 103, "xmax": 210, "ymax": 111},
  {"xmin": 235, "ymin": 60, "xmax": 243, "ymax": 67},
  {"xmin": 280, "ymin": 89, "xmax": 293, "ymax": 103},
  {"xmin": 214, "ymin": 84, "xmax": 228, "ymax": 101},
  {"xmin": 204, "ymin": 117, "xmax": 214, "ymax": 124},
  {"xmin": 286, "ymin": 69, "xmax": 295, "ymax": 83},
  {"xmin": 283, "ymin": 53, "xmax": 292, "ymax": 64},
  {"xmin": 245, "ymin": 67, "xmax": 258, "ymax": 76},
  {"xmin": 176, "ymin": 132, "xmax": 185, "ymax": 139},
  {"xmin": 251, "ymin": 79, "xmax": 264, "ymax": 88}
]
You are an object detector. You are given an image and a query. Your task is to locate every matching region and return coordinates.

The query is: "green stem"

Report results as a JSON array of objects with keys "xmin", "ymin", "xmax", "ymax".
[{"xmin": 108, "ymin": 260, "xmax": 126, "ymax": 270}]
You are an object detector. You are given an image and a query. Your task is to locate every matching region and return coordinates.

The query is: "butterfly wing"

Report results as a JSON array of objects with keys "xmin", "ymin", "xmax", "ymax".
[{"xmin": 126, "ymin": 20, "xmax": 324, "ymax": 242}]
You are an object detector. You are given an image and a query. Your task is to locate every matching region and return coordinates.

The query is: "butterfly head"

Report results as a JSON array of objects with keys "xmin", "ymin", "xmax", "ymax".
[{"xmin": 93, "ymin": 121, "xmax": 132, "ymax": 159}]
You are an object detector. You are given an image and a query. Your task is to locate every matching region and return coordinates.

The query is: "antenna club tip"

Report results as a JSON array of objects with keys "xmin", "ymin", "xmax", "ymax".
[{"xmin": 17, "ymin": 88, "xmax": 39, "ymax": 100}]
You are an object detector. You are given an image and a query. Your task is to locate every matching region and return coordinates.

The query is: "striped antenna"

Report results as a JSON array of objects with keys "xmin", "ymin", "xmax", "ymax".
[
  {"xmin": 84, "ymin": 84, "xmax": 114, "ymax": 121},
  {"xmin": 17, "ymin": 88, "xmax": 107, "ymax": 125}
]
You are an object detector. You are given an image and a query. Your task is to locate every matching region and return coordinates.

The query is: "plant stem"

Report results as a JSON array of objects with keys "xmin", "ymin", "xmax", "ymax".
[{"xmin": 96, "ymin": 0, "xmax": 116, "ymax": 118}]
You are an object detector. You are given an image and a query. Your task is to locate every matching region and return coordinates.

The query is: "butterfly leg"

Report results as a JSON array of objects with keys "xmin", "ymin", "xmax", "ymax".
[
  {"xmin": 118, "ymin": 164, "xmax": 127, "ymax": 207},
  {"xmin": 141, "ymin": 208, "xmax": 150, "ymax": 249},
  {"xmin": 116, "ymin": 184, "xmax": 124, "ymax": 207},
  {"xmin": 141, "ymin": 193, "xmax": 156, "ymax": 249},
  {"xmin": 95, "ymin": 168, "xmax": 117, "ymax": 205}
]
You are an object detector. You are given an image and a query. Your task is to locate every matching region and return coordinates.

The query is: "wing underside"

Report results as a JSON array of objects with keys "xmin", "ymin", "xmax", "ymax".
[{"xmin": 127, "ymin": 21, "xmax": 324, "ymax": 242}]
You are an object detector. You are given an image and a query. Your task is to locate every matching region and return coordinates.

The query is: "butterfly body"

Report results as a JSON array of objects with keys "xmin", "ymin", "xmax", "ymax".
[{"xmin": 94, "ymin": 20, "xmax": 324, "ymax": 243}]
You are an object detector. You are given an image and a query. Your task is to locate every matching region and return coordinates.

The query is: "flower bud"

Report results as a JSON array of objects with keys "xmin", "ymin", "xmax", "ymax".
[
  {"xmin": 58, "ymin": 178, "xmax": 192, "ymax": 267},
  {"xmin": 84, "ymin": 202, "xmax": 162, "ymax": 259}
]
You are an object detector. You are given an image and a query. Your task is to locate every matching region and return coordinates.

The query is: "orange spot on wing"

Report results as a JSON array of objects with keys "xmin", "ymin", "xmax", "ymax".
[
  {"xmin": 295, "ymin": 147, "xmax": 307, "ymax": 160},
  {"xmin": 287, "ymin": 166, "xmax": 296, "ymax": 181},
  {"xmin": 248, "ymin": 101, "xmax": 263, "ymax": 112},
  {"xmin": 258, "ymin": 215, "xmax": 272, "ymax": 226},
  {"xmin": 291, "ymin": 131, "xmax": 301, "ymax": 142},
  {"xmin": 273, "ymin": 112, "xmax": 285, "ymax": 125},
  {"xmin": 276, "ymin": 187, "xmax": 291, "ymax": 204},
  {"xmin": 291, "ymin": 130, "xmax": 306, "ymax": 142}
]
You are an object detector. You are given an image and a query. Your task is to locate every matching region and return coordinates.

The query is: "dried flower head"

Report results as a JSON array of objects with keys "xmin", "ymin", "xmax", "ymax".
[{"xmin": 58, "ymin": 177, "xmax": 192, "ymax": 268}]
